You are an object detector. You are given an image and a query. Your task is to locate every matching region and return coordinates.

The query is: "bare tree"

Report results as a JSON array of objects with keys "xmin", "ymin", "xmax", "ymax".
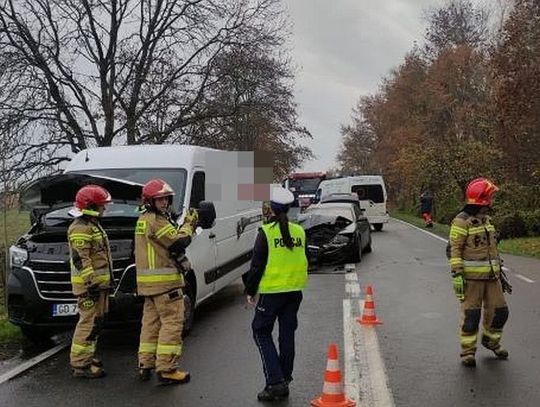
[{"xmin": 0, "ymin": 0, "xmax": 287, "ymax": 157}]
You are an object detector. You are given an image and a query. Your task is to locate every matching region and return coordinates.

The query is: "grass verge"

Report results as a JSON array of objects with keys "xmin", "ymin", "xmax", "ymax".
[
  {"xmin": 391, "ymin": 210, "xmax": 540, "ymax": 259},
  {"xmin": 0, "ymin": 306, "xmax": 21, "ymax": 344}
]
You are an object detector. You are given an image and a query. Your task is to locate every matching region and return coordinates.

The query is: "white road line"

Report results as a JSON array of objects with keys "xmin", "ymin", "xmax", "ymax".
[
  {"xmin": 343, "ymin": 299, "xmax": 360, "ymax": 404},
  {"xmin": 0, "ymin": 342, "xmax": 69, "ymax": 385},
  {"xmin": 516, "ymin": 274, "xmax": 535, "ymax": 283},
  {"xmin": 346, "ymin": 282, "xmax": 361, "ymax": 297},
  {"xmin": 392, "ymin": 217, "xmax": 448, "ymax": 243},
  {"xmin": 346, "ymin": 273, "xmax": 359, "ymax": 281},
  {"xmin": 358, "ymin": 301, "xmax": 395, "ymax": 407}
]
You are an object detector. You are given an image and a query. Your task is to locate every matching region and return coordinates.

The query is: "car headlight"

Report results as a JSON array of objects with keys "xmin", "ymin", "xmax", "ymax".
[
  {"xmin": 325, "ymin": 234, "xmax": 350, "ymax": 248},
  {"xmin": 9, "ymin": 246, "xmax": 28, "ymax": 268}
]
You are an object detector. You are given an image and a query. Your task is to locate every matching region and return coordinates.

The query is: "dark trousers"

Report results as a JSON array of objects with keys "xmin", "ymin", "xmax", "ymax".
[{"xmin": 252, "ymin": 291, "xmax": 303, "ymax": 386}]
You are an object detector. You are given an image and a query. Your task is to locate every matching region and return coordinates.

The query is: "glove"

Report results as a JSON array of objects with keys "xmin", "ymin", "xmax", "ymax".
[
  {"xmin": 87, "ymin": 284, "xmax": 101, "ymax": 302},
  {"xmin": 452, "ymin": 274, "xmax": 465, "ymax": 302},
  {"xmin": 184, "ymin": 208, "xmax": 199, "ymax": 229}
]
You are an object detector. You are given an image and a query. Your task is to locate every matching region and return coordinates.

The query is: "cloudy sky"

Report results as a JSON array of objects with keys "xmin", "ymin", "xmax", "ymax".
[{"xmin": 282, "ymin": 0, "xmax": 465, "ymax": 172}]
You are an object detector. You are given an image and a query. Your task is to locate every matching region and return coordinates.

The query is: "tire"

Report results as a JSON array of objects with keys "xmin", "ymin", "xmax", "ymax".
[
  {"xmin": 373, "ymin": 223, "xmax": 383, "ymax": 232},
  {"xmin": 182, "ymin": 281, "xmax": 195, "ymax": 337},
  {"xmin": 351, "ymin": 234, "xmax": 362, "ymax": 263},
  {"xmin": 364, "ymin": 235, "xmax": 373, "ymax": 253},
  {"xmin": 20, "ymin": 326, "xmax": 54, "ymax": 346}
]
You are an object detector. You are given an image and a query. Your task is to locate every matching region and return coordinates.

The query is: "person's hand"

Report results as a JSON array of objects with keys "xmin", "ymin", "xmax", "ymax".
[
  {"xmin": 452, "ymin": 274, "xmax": 465, "ymax": 302},
  {"xmin": 246, "ymin": 295, "xmax": 257, "ymax": 307},
  {"xmin": 184, "ymin": 208, "xmax": 199, "ymax": 228}
]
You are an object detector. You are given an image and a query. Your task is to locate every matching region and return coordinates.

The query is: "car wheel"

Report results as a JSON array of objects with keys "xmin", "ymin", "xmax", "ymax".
[
  {"xmin": 364, "ymin": 235, "xmax": 373, "ymax": 253},
  {"xmin": 352, "ymin": 234, "xmax": 362, "ymax": 263},
  {"xmin": 373, "ymin": 223, "xmax": 383, "ymax": 232},
  {"xmin": 182, "ymin": 281, "xmax": 195, "ymax": 337}
]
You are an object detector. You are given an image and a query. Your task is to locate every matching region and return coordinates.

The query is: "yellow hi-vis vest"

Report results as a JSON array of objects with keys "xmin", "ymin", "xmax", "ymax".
[{"xmin": 258, "ymin": 222, "xmax": 308, "ymax": 294}]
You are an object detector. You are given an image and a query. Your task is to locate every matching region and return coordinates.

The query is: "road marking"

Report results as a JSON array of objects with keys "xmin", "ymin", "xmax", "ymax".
[
  {"xmin": 346, "ymin": 282, "xmax": 361, "ymax": 297},
  {"xmin": 392, "ymin": 218, "xmax": 448, "ymax": 243},
  {"xmin": 0, "ymin": 342, "xmax": 69, "ymax": 385},
  {"xmin": 343, "ymin": 299, "xmax": 360, "ymax": 404},
  {"xmin": 516, "ymin": 274, "xmax": 535, "ymax": 283},
  {"xmin": 346, "ymin": 273, "xmax": 358, "ymax": 281},
  {"xmin": 358, "ymin": 301, "xmax": 395, "ymax": 407}
]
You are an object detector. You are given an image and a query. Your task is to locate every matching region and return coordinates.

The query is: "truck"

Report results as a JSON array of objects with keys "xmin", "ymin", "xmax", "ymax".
[
  {"xmin": 283, "ymin": 172, "xmax": 326, "ymax": 210},
  {"xmin": 7, "ymin": 145, "xmax": 262, "ymax": 342}
]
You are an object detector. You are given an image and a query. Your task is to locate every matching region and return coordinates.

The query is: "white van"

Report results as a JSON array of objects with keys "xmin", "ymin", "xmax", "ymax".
[
  {"xmin": 315, "ymin": 175, "xmax": 389, "ymax": 231},
  {"xmin": 9, "ymin": 145, "xmax": 261, "ymax": 340}
]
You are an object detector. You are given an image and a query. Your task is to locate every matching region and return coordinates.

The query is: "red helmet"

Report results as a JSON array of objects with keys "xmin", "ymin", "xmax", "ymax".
[
  {"xmin": 75, "ymin": 185, "xmax": 112, "ymax": 215},
  {"xmin": 142, "ymin": 179, "xmax": 175, "ymax": 204},
  {"xmin": 465, "ymin": 178, "xmax": 499, "ymax": 206}
]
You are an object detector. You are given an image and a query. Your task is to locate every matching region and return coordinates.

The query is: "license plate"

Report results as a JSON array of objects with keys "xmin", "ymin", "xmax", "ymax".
[{"xmin": 52, "ymin": 303, "xmax": 79, "ymax": 317}]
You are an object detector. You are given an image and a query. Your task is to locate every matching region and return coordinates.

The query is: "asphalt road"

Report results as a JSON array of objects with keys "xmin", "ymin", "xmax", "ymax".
[{"xmin": 1, "ymin": 219, "xmax": 539, "ymax": 407}]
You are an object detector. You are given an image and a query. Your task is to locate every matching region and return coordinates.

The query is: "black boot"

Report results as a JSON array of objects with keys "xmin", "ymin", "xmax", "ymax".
[{"xmin": 257, "ymin": 382, "xmax": 289, "ymax": 401}]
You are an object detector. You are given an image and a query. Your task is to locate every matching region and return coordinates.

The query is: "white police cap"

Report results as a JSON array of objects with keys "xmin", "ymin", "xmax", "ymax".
[{"xmin": 270, "ymin": 186, "xmax": 294, "ymax": 205}]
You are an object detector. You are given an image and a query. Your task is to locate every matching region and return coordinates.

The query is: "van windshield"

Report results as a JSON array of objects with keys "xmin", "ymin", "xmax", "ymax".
[
  {"xmin": 351, "ymin": 184, "xmax": 384, "ymax": 203},
  {"xmin": 72, "ymin": 168, "xmax": 187, "ymax": 211}
]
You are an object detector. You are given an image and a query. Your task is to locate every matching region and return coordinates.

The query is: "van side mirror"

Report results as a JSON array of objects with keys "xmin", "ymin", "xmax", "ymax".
[{"xmin": 197, "ymin": 201, "xmax": 216, "ymax": 229}]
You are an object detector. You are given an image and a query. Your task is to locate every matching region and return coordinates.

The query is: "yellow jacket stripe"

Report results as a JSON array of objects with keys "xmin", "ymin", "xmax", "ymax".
[{"xmin": 137, "ymin": 274, "xmax": 183, "ymax": 283}]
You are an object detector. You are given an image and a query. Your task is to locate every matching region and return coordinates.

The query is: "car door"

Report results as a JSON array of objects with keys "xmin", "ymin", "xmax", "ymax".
[{"xmin": 352, "ymin": 204, "xmax": 369, "ymax": 248}]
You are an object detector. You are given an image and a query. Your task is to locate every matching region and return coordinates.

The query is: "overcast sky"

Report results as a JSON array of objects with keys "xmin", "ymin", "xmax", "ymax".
[{"xmin": 282, "ymin": 0, "xmax": 458, "ymax": 172}]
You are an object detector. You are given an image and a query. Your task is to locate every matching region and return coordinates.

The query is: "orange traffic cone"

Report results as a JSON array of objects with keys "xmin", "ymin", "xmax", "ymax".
[
  {"xmin": 357, "ymin": 285, "xmax": 382, "ymax": 325},
  {"xmin": 311, "ymin": 344, "xmax": 356, "ymax": 407}
]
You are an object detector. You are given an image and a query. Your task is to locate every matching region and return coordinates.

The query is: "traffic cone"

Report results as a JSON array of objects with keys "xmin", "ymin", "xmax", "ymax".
[
  {"xmin": 311, "ymin": 344, "xmax": 356, "ymax": 407},
  {"xmin": 357, "ymin": 285, "xmax": 382, "ymax": 325}
]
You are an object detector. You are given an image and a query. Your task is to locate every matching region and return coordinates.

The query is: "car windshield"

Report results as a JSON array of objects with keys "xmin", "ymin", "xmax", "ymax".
[
  {"xmin": 289, "ymin": 178, "xmax": 322, "ymax": 194},
  {"xmin": 304, "ymin": 207, "xmax": 354, "ymax": 222}
]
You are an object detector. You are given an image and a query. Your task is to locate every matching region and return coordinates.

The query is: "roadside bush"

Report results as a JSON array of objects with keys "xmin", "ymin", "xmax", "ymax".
[
  {"xmin": 493, "ymin": 213, "xmax": 528, "ymax": 239},
  {"xmin": 521, "ymin": 210, "xmax": 540, "ymax": 236}
]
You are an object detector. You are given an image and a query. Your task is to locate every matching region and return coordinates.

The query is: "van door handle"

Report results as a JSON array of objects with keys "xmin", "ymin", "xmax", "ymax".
[{"xmin": 209, "ymin": 232, "xmax": 216, "ymax": 239}]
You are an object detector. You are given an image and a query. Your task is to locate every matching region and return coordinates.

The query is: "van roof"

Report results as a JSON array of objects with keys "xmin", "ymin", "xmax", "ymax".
[{"xmin": 66, "ymin": 145, "xmax": 219, "ymax": 171}]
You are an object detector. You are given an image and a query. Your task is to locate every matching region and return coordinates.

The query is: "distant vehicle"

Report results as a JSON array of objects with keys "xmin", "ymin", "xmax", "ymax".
[
  {"xmin": 315, "ymin": 175, "xmax": 389, "ymax": 231},
  {"xmin": 7, "ymin": 145, "xmax": 261, "ymax": 342},
  {"xmin": 283, "ymin": 172, "xmax": 326, "ymax": 210},
  {"xmin": 297, "ymin": 202, "xmax": 372, "ymax": 267}
]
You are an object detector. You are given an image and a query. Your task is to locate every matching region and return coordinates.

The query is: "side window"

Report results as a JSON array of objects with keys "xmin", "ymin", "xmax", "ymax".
[{"xmin": 189, "ymin": 171, "xmax": 205, "ymax": 208}]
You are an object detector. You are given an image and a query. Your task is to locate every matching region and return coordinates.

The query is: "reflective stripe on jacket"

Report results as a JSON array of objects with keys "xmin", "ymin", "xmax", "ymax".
[
  {"xmin": 135, "ymin": 211, "xmax": 193, "ymax": 296},
  {"xmin": 68, "ymin": 217, "xmax": 112, "ymax": 296},
  {"xmin": 448, "ymin": 211, "xmax": 501, "ymax": 280},
  {"xmin": 258, "ymin": 222, "xmax": 308, "ymax": 294}
]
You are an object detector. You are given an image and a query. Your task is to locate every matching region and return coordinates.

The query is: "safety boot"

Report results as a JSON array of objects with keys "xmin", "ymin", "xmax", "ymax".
[
  {"xmin": 138, "ymin": 368, "xmax": 153, "ymax": 382},
  {"xmin": 257, "ymin": 382, "xmax": 289, "ymax": 401},
  {"xmin": 157, "ymin": 369, "xmax": 191, "ymax": 385},
  {"xmin": 91, "ymin": 358, "xmax": 103, "ymax": 368},
  {"xmin": 491, "ymin": 346, "xmax": 509, "ymax": 359},
  {"xmin": 72, "ymin": 364, "xmax": 106, "ymax": 379},
  {"xmin": 461, "ymin": 354, "xmax": 476, "ymax": 368}
]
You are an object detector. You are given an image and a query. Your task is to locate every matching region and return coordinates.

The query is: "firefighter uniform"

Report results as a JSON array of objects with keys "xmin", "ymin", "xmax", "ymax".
[
  {"xmin": 68, "ymin": 216, "xmax": 112, "ymax": 370},
  {"xmin": 449, "ymin": 212, "xmax": 509, "ymax": 360},
  {"xmin": 135, "ymin": 210, "xmax": 196, "ymax": 374}
]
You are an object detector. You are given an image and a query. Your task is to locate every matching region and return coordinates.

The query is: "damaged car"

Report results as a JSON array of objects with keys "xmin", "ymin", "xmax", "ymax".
[{"xmin": 297, "ymin": 202, "xmax": 372, "ymax": 268}]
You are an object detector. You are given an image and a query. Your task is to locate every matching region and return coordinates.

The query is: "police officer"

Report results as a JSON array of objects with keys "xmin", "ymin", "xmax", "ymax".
[
  {"xmin": 135, "ymin": 179, "xmax": 198, "ymax": 384},
  {"xmin": 68, "ymin": 185, "xmax": 113, "ymax": 378},
  {"xmin": 245, "ymin": 186, "xmax": 308, "ymax": 401},
  {"xmin": 448, "ymin": 178, "xmax": 509, "ymax": 367}
]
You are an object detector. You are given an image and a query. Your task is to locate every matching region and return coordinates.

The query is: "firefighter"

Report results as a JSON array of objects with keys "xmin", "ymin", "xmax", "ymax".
[
  {"xmin": 244, "ymin": 186, "xmax": 308, "ymax": 401},
  {"xmin": 68, "ymin": 185, "xmax": 113, "ymax": 379},
  {"xmin": 420, "ymin": 190, "xmax": 434, "ymax": 228},
  {"xmin": 448, "ymin": 178, "xmax": 509, "ymax": 367},
  {"xmin": 135, "ymin": 179, "xmax": 198, "ymax": 384}
]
